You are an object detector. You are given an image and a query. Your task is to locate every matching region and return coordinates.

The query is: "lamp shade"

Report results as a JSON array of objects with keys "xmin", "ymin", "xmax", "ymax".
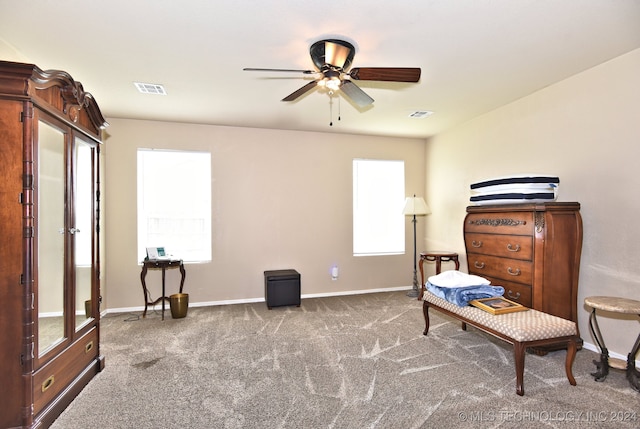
[{"xmin": 402, "ymin": 196, "xmax": 431, "ymax": 216}]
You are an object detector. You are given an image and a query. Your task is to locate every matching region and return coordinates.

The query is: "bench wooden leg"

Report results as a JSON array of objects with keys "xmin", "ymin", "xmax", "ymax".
[
  {"xmin": 422, "ymin": 301, "xmax": 431, "ymax": 335},
  {"xmin": 514, "ymin": 342, "xmax": 526, "ymax": 396},
  {"xmin": 566, "ymin": 338, "xmax": 577, "ymax": 386}
]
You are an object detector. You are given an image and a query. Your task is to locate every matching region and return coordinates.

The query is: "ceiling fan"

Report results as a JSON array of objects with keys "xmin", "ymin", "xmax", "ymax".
[{"xmin": 244, "ymin": 39, "xmax": 421, "ymax": 107}]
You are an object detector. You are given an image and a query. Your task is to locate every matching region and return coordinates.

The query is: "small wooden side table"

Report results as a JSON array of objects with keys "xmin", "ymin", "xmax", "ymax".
[
  {"xmin": 140, "ymin": 259, "xmax": 186, "ymax": 320},
  {"xmin": 584, "ymin": 296, "xmax": 640, "ymax": 392},
  {"xmin": 418, "ymin": 251, "xmax": 460, "ymax": 300}
]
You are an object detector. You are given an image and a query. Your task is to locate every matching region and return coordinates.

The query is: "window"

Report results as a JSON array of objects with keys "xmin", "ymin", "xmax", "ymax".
[
  {"xmin": 353, "ymin": 159, "xmax": 405, "ymax": 256},
  {"xmin": 137, "ymin": 149, "xmax": 212, "ymax": 263}
]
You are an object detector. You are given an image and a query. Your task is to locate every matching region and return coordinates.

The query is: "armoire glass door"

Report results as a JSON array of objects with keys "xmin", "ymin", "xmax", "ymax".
[
  {"xmin": 37, "ymin": 120, "xmax": 66, "ymax": 356},
  {"xmin": 74, "ymin": 137, "xmax": 95, "ymax": 331}
]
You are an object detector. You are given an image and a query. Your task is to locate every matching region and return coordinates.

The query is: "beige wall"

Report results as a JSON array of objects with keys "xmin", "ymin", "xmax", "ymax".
[
  {"xmin": 424, "ymin": 48, "xmax": 640, "ymax": 360},
  {"xmin": 102, "ymin": 121, "xmax": 426, "ymax": 309}
]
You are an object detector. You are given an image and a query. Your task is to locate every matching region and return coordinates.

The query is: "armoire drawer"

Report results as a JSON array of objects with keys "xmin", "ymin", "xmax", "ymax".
[
  {"xmin": 465, "ymin": 211, "xmax": 534, "ymax": 235},
  {"xmin": 467, "ymin": 253, "xmax": 533, "ymax": 285},
  {"xmin": 33, "ymin": 328, "xmax": 98, "ymax": 415},
  {"xmin": 465, "ymin": 232, "xmax": 533, "ymax": 260}
]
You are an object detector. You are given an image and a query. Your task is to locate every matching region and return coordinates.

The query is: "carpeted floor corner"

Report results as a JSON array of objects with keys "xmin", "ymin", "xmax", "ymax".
[{"xmin": 51, "ymin": 291, "xmax": 638, "ymax": 428}]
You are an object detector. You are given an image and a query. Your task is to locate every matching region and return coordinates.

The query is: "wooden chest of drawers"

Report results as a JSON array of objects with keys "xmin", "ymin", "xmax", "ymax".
[{"xmin": 464, "ymin": 203, "xmax": 583, "ymax": 330}]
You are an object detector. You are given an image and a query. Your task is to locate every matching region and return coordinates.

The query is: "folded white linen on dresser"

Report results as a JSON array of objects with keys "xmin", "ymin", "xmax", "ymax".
[{"xmin": 426, "ymin": 270, "xmax": 504, "ymax": 307}]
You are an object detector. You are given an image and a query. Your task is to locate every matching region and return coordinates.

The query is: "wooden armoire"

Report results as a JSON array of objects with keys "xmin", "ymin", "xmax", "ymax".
[
  {"xmin": 0, "ymin": 60, "xmax": 107, "ymax": 428},
  {"xmin": 464, "ymin": 203, "xmax": 583, "ymax": 336}
]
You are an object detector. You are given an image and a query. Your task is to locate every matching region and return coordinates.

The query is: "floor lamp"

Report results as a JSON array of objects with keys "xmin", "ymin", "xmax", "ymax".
[{"xmin": 403, "ymin": 195, "xmax": 431, "ymax": 298}]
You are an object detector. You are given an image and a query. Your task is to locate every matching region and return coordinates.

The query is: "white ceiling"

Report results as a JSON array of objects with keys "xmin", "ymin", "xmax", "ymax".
[{"xmin": 1, "ymin": 0, "xmax": 639, "ymax": 139}]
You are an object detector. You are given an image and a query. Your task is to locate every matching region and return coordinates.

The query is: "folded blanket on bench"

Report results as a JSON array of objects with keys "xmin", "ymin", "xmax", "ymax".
[
  {"xmin": 426, "ymin": 270, "xmax": 504, "ymax": 307},
  {"xmin": 426, "ymin": 282, "xmax": 505, "ymax": 306},
  {"xmin": 428, "ymin": 270, "xmax": 490, "ymax": 287}
]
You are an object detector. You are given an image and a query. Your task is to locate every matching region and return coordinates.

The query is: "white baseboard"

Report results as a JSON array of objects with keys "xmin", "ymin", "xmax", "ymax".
[
  {"xmin": 103, "ymin": 285, "xmax": 413, "ymax": 315},
  {"xmin": 581, "ymin": 341, "xmax": 640, "ymax": 368}
]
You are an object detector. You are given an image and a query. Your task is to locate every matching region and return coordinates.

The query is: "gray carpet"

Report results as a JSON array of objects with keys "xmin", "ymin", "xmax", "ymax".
[{"xmin": 52, "ymin": 291, "xmax": 638, "ymax": 428}]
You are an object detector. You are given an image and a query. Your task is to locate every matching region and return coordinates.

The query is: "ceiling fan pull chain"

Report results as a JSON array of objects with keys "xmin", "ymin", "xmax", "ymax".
[
  {"xmin": 338, "ymin": 96, "xmax": 341, "ymax": 122},
  {"xmin": 329, "ymin": 94, "xmax": 333, "ymax": 126}
]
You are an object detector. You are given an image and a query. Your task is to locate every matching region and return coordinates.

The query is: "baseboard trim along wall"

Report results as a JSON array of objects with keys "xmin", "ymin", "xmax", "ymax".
[{"xmin": 103, "ymin": 285, "xmax": 412, "ymax": 315}]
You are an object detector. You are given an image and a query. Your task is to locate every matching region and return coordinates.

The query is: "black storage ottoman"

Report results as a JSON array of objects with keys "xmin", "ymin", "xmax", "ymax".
[{"xmin": 264, "ymin": 269, "xmax": 301, "ymax": 309}]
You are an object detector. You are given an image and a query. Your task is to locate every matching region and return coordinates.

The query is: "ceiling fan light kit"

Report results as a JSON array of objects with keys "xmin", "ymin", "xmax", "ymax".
[
  {"xmin": 244, "ymin": 38, "xmax": 421, "ymax": 109},
  {"xmin": 310, "ymin": 39, "xmax": 355, "ymax": 70}
]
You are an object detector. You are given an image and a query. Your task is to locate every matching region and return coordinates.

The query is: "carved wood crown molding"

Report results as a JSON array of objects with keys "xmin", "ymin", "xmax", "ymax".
[
  {"xmin": 30, "ymin": 66, "xmax": 108, "ymax": 130},
  {"xmin": 467, "ymin": 218, "xmax": 526, "ymax": 227},
  {"xmin": 0, "ymin": 61, "xmax": 107, "ymax": 131}
]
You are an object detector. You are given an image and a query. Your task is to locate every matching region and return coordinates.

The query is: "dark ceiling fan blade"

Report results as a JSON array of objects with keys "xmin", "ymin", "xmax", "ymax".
[
  {"xmin": 244, "ymin": 68, "xmax": 316, "ymax": 74},
  {"xmin": 348, "ymin": 67, "xmax": 421, "ymax": 82},
  {"xmin": 340, "ymin": 80, "xmax": 374, "ymax": 107},
  {"xmin": 282, "ymin": 81, "xmax": 318, "ymax": 101}
]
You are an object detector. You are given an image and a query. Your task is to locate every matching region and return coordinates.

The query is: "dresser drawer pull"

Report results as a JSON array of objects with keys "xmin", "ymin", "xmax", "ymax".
[
  {"xmin": 474, "ymin": 261, "xmax": 485, "ymax": 269},
  {"xmin": 506, "ymin": 243, "xmax": 520, "ymax": 252},
  {"xmin": 85, "ymin": 340, "xmax": 94, "ymax": 354},
  {"xmin": 507, "ymin": 267, "xmax": 521, "ymax": 276},
  {"xmin": 42, "ymin": 375, "xmax": 55, "ymax": 392},
  {"xmin": 507, "ymin": 290, "xmax": 521, "ymax": 300},
  {"xmin": 471, "ymin": 240, "xmax": 483, "ymax": 248}
]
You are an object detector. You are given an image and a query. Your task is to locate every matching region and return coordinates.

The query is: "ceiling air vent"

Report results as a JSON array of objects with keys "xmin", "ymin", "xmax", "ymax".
[
  {"xmin": 134, "ymin": 82, "xmax": 167, "ymax": 95},
  {"xmin": 408, "ymin": 110, "xmax": 433, "ymax": 119}
]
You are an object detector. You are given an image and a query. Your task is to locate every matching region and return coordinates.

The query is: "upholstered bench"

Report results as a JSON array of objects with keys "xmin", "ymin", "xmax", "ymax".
[{"xmin": 422, "ymin": 291, "xmax": 579, "ymax": 396}]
